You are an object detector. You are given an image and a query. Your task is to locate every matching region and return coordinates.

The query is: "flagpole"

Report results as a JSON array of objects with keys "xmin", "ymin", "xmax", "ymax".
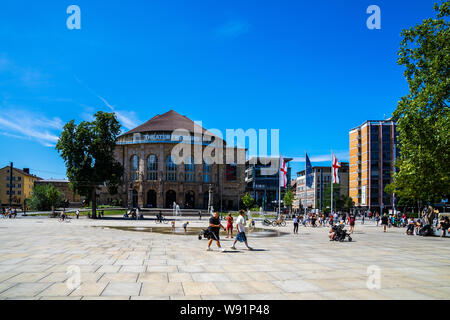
[
  {"xmin": 304, "ymin": 151, "xmax": 307, "ymax": 217},
  {"xmin": 331, "ymin": 150, "xmax": 334, "ymax": 216},
  {"xmin": 278, "ymin": 155, "xmax": 281, "ymax": 219}
]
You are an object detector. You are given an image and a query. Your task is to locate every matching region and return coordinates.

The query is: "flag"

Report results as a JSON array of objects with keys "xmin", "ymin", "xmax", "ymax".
[
  {"xmin": 305, "ymin": 153, "xmax": 313, "ymax": 188},
  {"xmin": 279, "ymin": 156, "xmax": 287, "ymax": 188},
  {"xmin": 332, "ymin": 152, "xmax": 341, "ymax": 184}
]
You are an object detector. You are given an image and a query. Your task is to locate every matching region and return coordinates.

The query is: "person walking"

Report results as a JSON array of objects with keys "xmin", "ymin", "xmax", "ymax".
[
  {"xmin": 375, "ymin": 212, "xmax": 380, "ymax": 226},
  {"xmin": 231, "ymin": 210, "xmax": 253, "ymax": 250},
  {"xmin": 349, "ymin": 214, "xmax": 356, "ymax": 233},
  {"xmin": 199, "ymin": 210, "xmax": 202, "ymax": 220},
  {"xmin": 293, "ymin": 215, "xmax": 299, "ymax": 234},
  {"xmin": 75, "ymin": 210, "xmax": 80, "ymax": 219},
  {"xmin": 381, "ymin": 213, "xmax": 389, "ymax": 232},
  {"xmin": 207, "ymin": 212, "xmax": 226, "ymax": 252},
  {"xmin": 226, "ymin": 213, "xmax": 234, "ymax": 238}
]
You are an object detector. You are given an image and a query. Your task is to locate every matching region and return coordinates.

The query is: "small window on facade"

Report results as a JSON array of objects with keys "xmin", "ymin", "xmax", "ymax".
[{"xmin": 226, "ymin": 163, "xmax": 237, "ymax": 181}]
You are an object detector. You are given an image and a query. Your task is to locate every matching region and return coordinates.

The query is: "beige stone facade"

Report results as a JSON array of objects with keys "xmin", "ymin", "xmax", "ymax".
[{"xmin": 112, "ymin": 110, "xmax": 246, "ymax": 210}]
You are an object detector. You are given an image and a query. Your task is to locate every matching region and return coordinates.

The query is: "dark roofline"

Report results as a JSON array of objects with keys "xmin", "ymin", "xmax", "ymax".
[
  {"xmin": 349, "ymin": 120, "xmax": 396, "ymax": 132},
  {"xmin": 1, "ymin": 166, "xmax": 42, "ymax": 179}
]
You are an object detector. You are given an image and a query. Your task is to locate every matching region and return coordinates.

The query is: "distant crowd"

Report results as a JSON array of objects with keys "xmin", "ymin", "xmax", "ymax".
[{"xmin": 1, "ymin": 207, "xmax": 17, "ymax": 219}]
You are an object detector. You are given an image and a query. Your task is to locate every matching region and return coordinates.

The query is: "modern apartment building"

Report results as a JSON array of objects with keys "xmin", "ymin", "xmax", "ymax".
[
  {"xmin": 0, "ymin": 166, "xmax": 42, "ymax": 207},
  {"xmin": 349, "ymin": 120, "xmax": 399, "ymax": 213},
  {"xmin": 245, "ymin": 157, "xmax": 292, "ymax": 211},
  {"xmin": 296, "ymin": 163, "xmax": 349, "ymax": 210}
]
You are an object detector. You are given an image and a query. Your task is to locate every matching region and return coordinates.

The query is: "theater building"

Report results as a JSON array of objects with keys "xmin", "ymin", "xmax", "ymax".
[{"xmin": 113, "ymin": 110, "xmax": 246, "ymax": 210}]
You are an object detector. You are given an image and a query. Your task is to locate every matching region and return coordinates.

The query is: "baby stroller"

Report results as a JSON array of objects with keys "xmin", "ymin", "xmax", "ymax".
[
  {"xmin": 419, "ymin": 224, "xmax": 433, "ymax": 237},
  {"xmin": 198, "ymin": 228, "xmax": 211, "ymax": 240},
  {"xmin": 331, "ymin": 224, "xmax": 352, "ymax": 242}
]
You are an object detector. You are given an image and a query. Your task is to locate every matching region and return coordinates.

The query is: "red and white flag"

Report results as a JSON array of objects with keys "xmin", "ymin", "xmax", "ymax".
[
  {"xmin": 332, "ymin": 152, "xmax": 341, "ymax": 184},
  {"xmin": 279, "ymin": 156, "xmax": 287, "ymax": 188}
]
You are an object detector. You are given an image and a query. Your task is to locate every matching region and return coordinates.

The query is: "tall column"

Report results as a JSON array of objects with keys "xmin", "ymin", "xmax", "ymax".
[{"xmin": 138, "ymin": 148, "xmax": 145, "ymax": 208}]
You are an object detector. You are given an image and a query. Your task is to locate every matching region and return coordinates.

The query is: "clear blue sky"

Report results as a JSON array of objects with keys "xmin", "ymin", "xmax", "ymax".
[{"xmin": 0, "ymin": 0, "xmax": 439, "ymax": 179}]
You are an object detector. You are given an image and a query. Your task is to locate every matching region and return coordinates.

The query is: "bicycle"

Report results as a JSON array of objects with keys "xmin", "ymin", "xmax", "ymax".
[
  {"xmin": 155, "ymin": 217, "xmax": 169, "ymax": 224},
  {"xmin": 272, "ymin": 219, "xmax": 286, "ymax": 227}
]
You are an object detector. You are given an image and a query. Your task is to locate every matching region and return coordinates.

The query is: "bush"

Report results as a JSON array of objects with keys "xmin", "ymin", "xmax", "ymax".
[{"xmin": 30, "ymin": 184, "xmax": 63, "ymax": 211}]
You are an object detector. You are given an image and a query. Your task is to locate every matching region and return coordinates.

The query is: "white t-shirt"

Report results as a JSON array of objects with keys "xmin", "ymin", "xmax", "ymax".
[{"xmin": 236, "ymin": 215, "xmax": 246, "ymax": 233}]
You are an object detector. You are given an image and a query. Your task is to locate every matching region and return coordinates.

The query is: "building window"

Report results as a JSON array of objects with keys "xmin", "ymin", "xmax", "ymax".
[
  {"xmin": 185, "ymin": 157, "xmax": 195, "ymax": 182},
  {"xmin": 130, "ymin": 155, "xmax": 139, "ymax": 181},
  {"xmin": 203, "ymin": 163, "xmax": 211, "ymax": 183},
  {"xmin": 18, "ymin": 177, "xmax": 21, "ymax": 181},
  {"xmin": 18, "ymin": 191, "xmax": 21, "ymax": 195},
  {"xmin": 226, "ymin": 163, "xmax": 237, "ymax": 181},
  {"xmin": 166, "ymin": 156, "xmax": 177, "ymax": 181},
  {"xmin": 147, "ymin": 155, "xmax": 158, "ymax": 180}
]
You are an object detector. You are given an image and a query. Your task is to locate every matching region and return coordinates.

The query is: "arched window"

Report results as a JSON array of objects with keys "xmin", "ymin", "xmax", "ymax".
[
  {"xmin": 203, "ymin": 163, "xmax": 211, "ymax": 183},
  {"xmin": 147, "ymin": 155, "xmax": 158, "ymax": 180},
  {"xmin": 185, "ymin": 157, "xmax": 195, "ymax": 182},
  {"xmin": 166, "ymin": 155, "xmax": 177, "ymax": 181},
  {"xmin": 130, "ymin": 155, "xmax": 139, "ymax": 181}
]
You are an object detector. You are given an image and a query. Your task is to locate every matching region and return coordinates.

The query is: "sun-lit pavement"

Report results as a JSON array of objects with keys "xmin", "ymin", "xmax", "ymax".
[{"xmin": 0, "ymin": 216, "xmax": 449, "ymax": 300}]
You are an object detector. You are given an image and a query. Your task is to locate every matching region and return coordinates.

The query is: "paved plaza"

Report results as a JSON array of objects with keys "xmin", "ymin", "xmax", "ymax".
[{"xmin": 0, "ymin": 216, "xmax": 449, "ymax": 300}]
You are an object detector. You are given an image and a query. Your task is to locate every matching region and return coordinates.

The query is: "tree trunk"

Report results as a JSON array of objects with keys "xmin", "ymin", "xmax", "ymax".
[{"xmin": 91, "ymin": 188, "xmax": 97, "ymax": 219}]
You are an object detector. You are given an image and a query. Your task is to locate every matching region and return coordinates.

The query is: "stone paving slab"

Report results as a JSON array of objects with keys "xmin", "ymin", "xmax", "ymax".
[{"xmin": 1, "ymin": 218, "xmax": 450, "ymax": 300}]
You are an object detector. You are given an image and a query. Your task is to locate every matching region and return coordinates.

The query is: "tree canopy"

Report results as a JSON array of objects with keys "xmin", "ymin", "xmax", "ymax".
[
  {"xmin": 283, "ymin": 188, "xmax": 294, "ymax": 209},
  {"xmin": 241, "ymin": 192, "xmax": 254, "ymax": 210},
  {"xmin": 56, "ymin": 111, "xmax": 124, "ymax": 218},
  {"xmin": 387, "ymin": 1, "xmax": 450, "ymax": 204}
]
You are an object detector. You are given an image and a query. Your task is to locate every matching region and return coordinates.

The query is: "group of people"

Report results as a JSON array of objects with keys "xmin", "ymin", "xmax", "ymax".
[
  {"xmin": 206, "ymin": 210, "xmax": 253, "ymax": 252},
  {"xmin": 1, "ymin": 207, "xmax": 17, "ymax": 219},
  {"xmin": 123, "ymin": 208, "xmax": 143, "ymax": 219},
  {"xmin": 291, "ymin": 211, "xmax": 357, "ymax": 233}
]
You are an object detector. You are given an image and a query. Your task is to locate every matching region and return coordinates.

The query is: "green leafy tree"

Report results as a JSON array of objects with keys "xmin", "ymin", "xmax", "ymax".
[
  {"xmin": 387, "ymin": 1, "xmax": 450, "ymax": 204},
  {"xmin": 322, "ymin": 183, "xmax": 346, "ymax": 213},
  {"xmin": 344, "ymin": 197, "xmax": 354, "ymax": 211},
  {"xmin": 56, "ymin": 111, "xmax": 124, "ymax": 219},
  {"xmin": 283, "ymin": 188, "xmax": 294, "ymax": 213},
  {"xmin": 30, "ymin": 184, "xmax": 62, "ymax": 212},
  {"xmin": 241, "ymin": 192, "xmax": 254, "ymax": 210}
]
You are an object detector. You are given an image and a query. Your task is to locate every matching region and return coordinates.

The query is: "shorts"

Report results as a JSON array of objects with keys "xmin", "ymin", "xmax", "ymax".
[
  {"xmin": 208, "ymin": 229, "xmax": 220, "ymax": 241},
  {"xmin": 227, "ymin": 224, "xmax": 233, "ymax": 231},
  {"xmin": 236, "ymin": 232, "xmax": 247, "ymax": 243}
]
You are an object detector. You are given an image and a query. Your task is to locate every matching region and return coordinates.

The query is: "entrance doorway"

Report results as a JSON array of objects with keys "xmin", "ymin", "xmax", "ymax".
[
  {"xmin": 132, "ymin": 190, "xmax": 138, "ymax": 208},
  {"xmin": 185, "ymin": 191, "xmax": 195, "ymax": 209},
  {"xmin": 146, "ymin": 190, "xmax": 156, "ymax": 208},
  {"xmin": 165, "ymin": 190, "xmax": 176, "ymax": 208}
]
